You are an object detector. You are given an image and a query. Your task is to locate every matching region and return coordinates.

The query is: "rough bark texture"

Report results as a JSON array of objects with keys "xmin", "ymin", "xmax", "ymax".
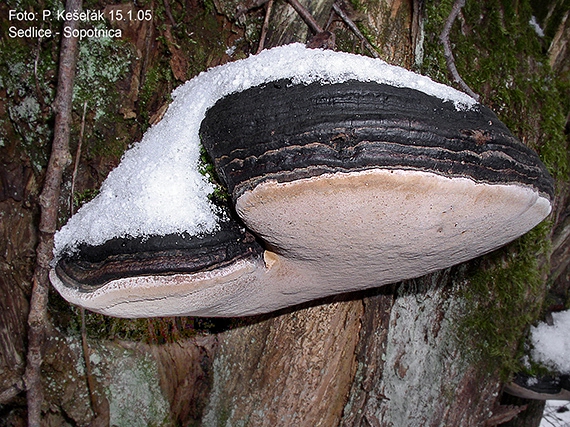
[
  {"xmin": 499, "ymin": 393, "xmax": 545, "ymax": 427},
  {"xmin": 265, "ymin": 0, "xmax": 335, "ymax": 46},
  {"xmin": 0, "ymin": 200, "xmax": 34, "ymax": 403},
  {"xmin": 203, "ymin": 300, "xmax": 364, "ymax": 426},
  {"xmin": 341, "ymin": 273, "xmax": 502, "ymax": 426},
  {"xmin": 0, "ymin": 0, "xmax": 568, "ymax": 425}
]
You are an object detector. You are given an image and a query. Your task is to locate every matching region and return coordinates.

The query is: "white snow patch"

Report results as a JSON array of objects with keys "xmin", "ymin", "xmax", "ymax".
[
  {"xmin": 529, "ymin": 16, "xmax": 545, "ymax": 38},
  {"xmin": 54, "ymin": 43, "xmax": 477, "ymax": 258},
  {"xmin": 531, "ymin": 310, "xmax": 570, "ymax": 373},
  {"xmin": 541, "ymin": 400, "xmax": 570, "ymax": 426},
  {"xmin": 225, "ymin": 45, "xmax": 236, "ymax": 56}
]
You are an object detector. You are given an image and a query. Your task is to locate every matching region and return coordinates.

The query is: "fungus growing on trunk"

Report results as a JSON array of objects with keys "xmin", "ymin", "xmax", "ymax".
[{"xmin": 50, "ymin": 44, "xmax": 554, "ymax": 317}]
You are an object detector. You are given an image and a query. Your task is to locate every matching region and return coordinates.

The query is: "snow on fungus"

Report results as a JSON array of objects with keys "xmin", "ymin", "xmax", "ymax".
[{"xmin": 50, "ymin": 44, "xmax": 554, "ymax": 318}]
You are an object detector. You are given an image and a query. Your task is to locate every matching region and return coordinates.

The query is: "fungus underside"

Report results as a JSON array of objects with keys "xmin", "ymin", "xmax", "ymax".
[{"xmin": 40, "ymin": 0, "xmax": 569, "ymax": 342}]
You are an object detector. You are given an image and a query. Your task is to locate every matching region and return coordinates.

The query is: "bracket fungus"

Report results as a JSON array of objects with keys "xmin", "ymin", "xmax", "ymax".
[{"xmin": 50, "ymin": 44, "xmax": 554, "ymax": 318}]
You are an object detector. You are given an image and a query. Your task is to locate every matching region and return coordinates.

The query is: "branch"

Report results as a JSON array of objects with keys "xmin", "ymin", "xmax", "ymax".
[
  {"xmin": 162, "ymin": 0, "xmax": 177, "ymax": 27},
  {"xmin": 81, "ymin": 308, "xmax": 110, "ymax": 424},
  {"xmin": 332, "ymin": 2, "xmax": 379, "ymax": 58},
  {"xmin": 70, "ymin": 100, "xmax": 87, "ymax": 215},
  {"xmin": 0, "ymin": 379, "xmax": 25, "ymax": 405},
  {"xmin": 256, "ymin": 0, "xmax": 274, "ymax": 53},
  {"xmin": 283, "ymin": 0, "xmax": 337, "ymax": 50},
  {"xmin": 285, "ymin": 0, "xmax": 323, "ymax": 34},
  {"xmin": 439, "ymin": 0, "xmax": 479, "ymax": 101},
  {"xmin": 24, "ymin": 0, "xmax": 81, "ymax": 425}
]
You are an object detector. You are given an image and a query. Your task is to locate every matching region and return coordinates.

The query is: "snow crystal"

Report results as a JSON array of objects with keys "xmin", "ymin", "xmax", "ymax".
[
  {"xmin": 531, "ymin": 310, "xmax": 570, "ymax": 373},
  {"xmin": 225, "ymin": 45, "xmax": 236, "ymax": 56},
  {"xmin": 54, "ymin": 43, "xmax": 478, "ymax": 258},
  {"xmin": 529, "ymin": 16, "xmax": 545, "ymax": 38}
]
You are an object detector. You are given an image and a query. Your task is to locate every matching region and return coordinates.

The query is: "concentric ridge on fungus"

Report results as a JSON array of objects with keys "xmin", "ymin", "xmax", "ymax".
[
  {"xmin": 200, "ymin": 79, "xmax": 553, "ymax": 200},
  {"xmin": 50, "ymin": 45, "xmax": 554, "ymax": 318}
]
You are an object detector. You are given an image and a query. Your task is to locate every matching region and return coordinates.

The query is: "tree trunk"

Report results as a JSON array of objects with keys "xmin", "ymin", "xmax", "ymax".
[
  {"xmin": 0, "ymin": 0, "xmax": 568, "ymax": 425},
  {"xmin": 198, "ymin": 0, "xmax": 569, "ymax": 426}
]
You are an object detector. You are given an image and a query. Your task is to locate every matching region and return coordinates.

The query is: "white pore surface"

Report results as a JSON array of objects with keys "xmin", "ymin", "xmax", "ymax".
[
  {"xmin": 531, "ymin": 310, "xmax": 570, "ymax": 373},
  {"xmin": 51, "ymin": 169, "xmax": 551, "ymax": 318},
  {"xmin": 236, "ymin": 169, "xmax": 551, "ymax": 297},
  {"xmin": 54, "ymin": 43, "xmax": 477, "ymax": 258}
]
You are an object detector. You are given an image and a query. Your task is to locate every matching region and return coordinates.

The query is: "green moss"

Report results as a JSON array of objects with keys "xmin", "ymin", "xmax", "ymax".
[
  {"xmin": 333, "ymin": 20, "xmax": 379, "ymax": 57},
  {"xmin": 185, "ymin": 11, "xmax": 231, "ymax": 78},
  {"xmin": 422, "ymin": 0, "xmax": 568, "ymax": 379},
  {"xmin": 199, "ymin": 142, "xmax": 230, "ymax": 206},
  {"xmin": 0, "ymin": 29, "xmax": 58, "ymax": 172},
  {"xmin": 50, "ymin": 287, "xmax": 216, "ymax": 344},
  {"xmin": 138, "ymin": 63, "xmax": 173, "ymax": 131},
  {"xmin": 203, "ymin": 0, "xmax": 217, "ymax": 15},
  {"xmin": 349, "ymin": 0, "xmax": 380, "ymax": 15},
  {"xmin": 456, "ymin": 222, "xmax": 551, "ymax": 379},
  {"xmin": 72, "ymin": 31, "xmax": 136, "ymax": 160},
  {"xmin": 56, "ymin": 303, "xmax": 217, "ymax": 344},
  {"xmin": 422, "ymin": 0, "xmax": 569, "ymax": 180},
  {"xmin": 73, "ymin": 34, "xmax": 133, "ymax": 120},
  {"xmin": 72, "ymin": 188, "xmax": 99, "ymax": 211}
]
